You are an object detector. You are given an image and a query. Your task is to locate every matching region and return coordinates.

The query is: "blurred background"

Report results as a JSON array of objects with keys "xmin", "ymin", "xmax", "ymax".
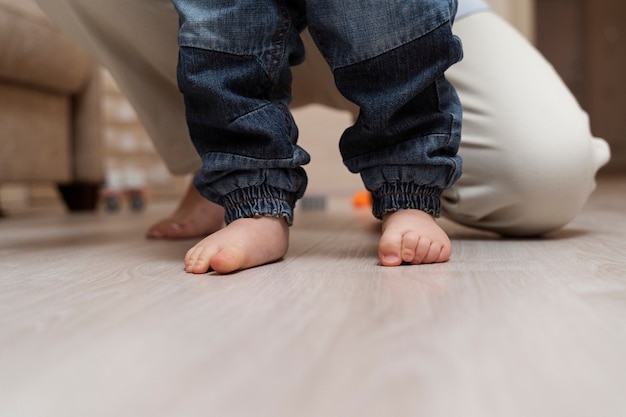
[{"xmin": 0, "ymin": 0, "xmax": 624, "ymax": 214}]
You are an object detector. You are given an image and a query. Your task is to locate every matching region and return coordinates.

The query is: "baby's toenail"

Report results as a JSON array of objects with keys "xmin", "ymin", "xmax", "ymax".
[{"xmin": 383, "ymin": 254, "xmax": 400, "ymax": 263}]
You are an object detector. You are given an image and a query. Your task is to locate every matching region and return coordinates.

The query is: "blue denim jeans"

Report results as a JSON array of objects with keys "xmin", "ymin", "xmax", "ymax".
[{"xmin": 172, "ymin": 0, "xmax": 463, "ymax": 225}]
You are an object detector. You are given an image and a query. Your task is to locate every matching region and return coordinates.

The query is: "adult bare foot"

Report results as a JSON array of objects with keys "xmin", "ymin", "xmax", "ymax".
[
  {"xmin": 378, "ymin": 209, "xmax": 451, "ymax": 266},
  {"xmin": 184, "ymin": 216, "xmax": 289, "ymax": 274},
  {"xmin": 146, "ymin": 184, "xmax": 224, "ymax": 239}
]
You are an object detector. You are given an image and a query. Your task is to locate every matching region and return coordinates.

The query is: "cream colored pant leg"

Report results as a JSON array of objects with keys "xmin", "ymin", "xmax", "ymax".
[
  {"xmin": 442, "ymin": 12, "xmax": 610, "ymax": 236},
  {"xmin": 36, "ymin": 1, "xmax": 610, "ymax": 236},
  {"xmin": 36, "ymin": 0, "xmax": 200, "ymax": 175}
]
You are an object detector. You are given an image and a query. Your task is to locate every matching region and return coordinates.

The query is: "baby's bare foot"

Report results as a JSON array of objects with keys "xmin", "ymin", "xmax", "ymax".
[
  {"xmin": 147, "ymin": 184, "xmax": 224, "ymax": 239},
  {"xmin": 378, "ymin": 209, "xmax": 451, "ymax": 266},
  {"xmin": 185, "ymin": 216, "xmax": 289, "ymax": 274}
]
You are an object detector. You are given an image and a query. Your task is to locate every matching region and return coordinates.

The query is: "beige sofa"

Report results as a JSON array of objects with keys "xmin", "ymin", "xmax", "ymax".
[{"xmin": 0, "ymin": 0, "xmax": 103, "ymax": 212}]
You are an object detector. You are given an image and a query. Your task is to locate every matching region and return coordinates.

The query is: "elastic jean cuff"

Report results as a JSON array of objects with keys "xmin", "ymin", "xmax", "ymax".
[
  {"xmin": 372, "ymin": 183, "xmax": 443, "ymax": 219},
  {"xmin": 220, "ymin": 185, "xmax": 297, "ymax": 226}
]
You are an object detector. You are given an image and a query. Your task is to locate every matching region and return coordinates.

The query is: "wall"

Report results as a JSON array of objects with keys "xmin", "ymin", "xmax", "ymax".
[
  {"xmin": 536, "ymin": 0, "xmax": 626, "ymax": 174},
  {"xmin": 489, "ymin": 0, "xmax": 536, "ymax": 41}
]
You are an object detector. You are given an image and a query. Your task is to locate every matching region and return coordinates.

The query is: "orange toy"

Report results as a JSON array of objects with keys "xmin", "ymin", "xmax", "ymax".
[{"xmin": 352, "ymin": 190, "xmax": 373, "ymax": 208}]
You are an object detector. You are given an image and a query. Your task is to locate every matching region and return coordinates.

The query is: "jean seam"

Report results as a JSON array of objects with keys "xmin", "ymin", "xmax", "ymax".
[
  {"xmin": 330, "ymin": 20, "xmax": 452, "ymax": 71},
  {"xmin": 267, "ymin": 0, "xmax": 292, "ymax": 85}
]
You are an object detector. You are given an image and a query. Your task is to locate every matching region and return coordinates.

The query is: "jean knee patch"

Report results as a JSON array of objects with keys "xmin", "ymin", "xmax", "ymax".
[{"xmin": 333, "ymin": 23, "xmax": 463, "ymax": 131}]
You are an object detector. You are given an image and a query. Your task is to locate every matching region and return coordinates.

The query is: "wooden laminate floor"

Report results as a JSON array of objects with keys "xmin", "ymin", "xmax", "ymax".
[{"xmin": 1, "ymin": 178, "xmax": 625, "ymax": 417}]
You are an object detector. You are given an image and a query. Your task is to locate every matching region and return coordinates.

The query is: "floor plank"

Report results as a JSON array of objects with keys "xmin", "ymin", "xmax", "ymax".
[{"xmin": 1, "ymin": 178, "xmax": 625, "ymax": 417}]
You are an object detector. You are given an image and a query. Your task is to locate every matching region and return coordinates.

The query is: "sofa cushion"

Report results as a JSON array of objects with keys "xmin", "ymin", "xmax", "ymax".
[
  {"xmin": 0, "ymin": 83, "xmax": 71, "ymax": 182},
  {"xmin": 0, "ymin": 0, "xmax": 92, "ymax": 93}
]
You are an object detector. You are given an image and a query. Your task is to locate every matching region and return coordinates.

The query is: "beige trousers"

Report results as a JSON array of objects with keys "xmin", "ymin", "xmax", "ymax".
[{"xmin": 37, "ymin": 0, "xmax": 610, "ymax": 236}]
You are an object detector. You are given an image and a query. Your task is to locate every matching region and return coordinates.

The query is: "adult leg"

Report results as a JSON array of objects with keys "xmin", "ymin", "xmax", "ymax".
[
  {"xmin": 442, "ymin": 12, "xmax": 611, "ymax": 236},
  {"xmin": 36, "ymin": 0, "xmax": 200, "ymax": 174},
  {"xmin": 35, "ymin": 0, "xmax": 223, "ymax": 238}
]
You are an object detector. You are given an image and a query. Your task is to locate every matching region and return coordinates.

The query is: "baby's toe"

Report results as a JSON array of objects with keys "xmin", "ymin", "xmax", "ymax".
[
  {"xmin": 411, "ymin": 237, "xmax": 436, "ymax": 264},
  {"xmin": 378, "ymin": 234, "xmax": 403, "ymax": 266},
  {"xmin": 185, "ymin": 245, "xmax": 217, "ymax": 274},
  {"xmin": 400, "ymin": 231, "xmax": 421, "ymax": 264},
  {"xmin": 210, "ymin": 245, "xmax": 246, "ymax": 274},
  {"xmin": 406, "ymin": 237, "xmax": 450, "ymax": 265},
  {"xmin": 421, "ymin": 240, "xmax": 444, "ymax": 264}
]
